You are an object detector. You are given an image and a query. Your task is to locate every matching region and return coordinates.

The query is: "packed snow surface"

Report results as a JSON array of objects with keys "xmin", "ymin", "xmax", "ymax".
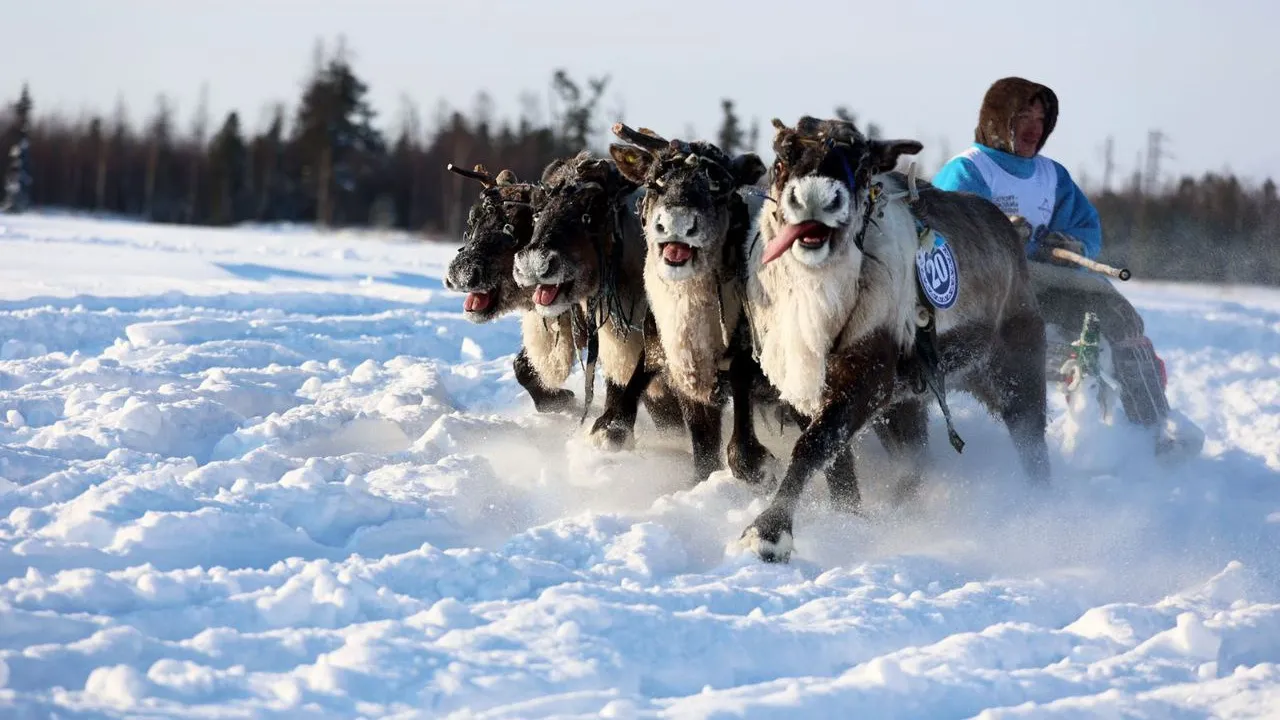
[{"xmin": 2, "ymin": 213, "xmax": 1279, "ymax": 718}]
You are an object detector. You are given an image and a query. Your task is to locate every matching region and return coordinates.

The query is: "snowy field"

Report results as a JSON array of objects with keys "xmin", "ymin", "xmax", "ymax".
[{"xmin": 1, "ymin": 212, "xmax": 1279, "ymax": 719}]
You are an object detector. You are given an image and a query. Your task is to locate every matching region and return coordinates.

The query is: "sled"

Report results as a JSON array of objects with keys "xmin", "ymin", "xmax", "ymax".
[{"xmin": 1045, "ymin": 299, "xmax": 1206, "ymax": 468}]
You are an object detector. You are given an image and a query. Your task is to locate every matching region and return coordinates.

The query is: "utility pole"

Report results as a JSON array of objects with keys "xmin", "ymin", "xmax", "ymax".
[{"xmin": 1144, "ymin": 130, "xmax": 1166, "ymax": 194}]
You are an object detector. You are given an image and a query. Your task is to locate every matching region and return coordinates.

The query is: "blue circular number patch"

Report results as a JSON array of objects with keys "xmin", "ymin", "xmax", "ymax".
[{"xmin": 916, "ymin": 240, "xmax": 959, "ymax": 309}]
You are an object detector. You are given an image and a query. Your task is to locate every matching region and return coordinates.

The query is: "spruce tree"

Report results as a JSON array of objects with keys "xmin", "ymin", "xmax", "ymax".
[
  {"xmin": 292, "ymin": 40, "xmax": 385, "ymax": 227},
  {"xmin": 208, "ymin": 111, "xmax": 246, "ymax": 225},
  {"xmin": 3, "ymin": 84, "xmax": 33, "ymax": 213},
  {"xmin": 717, "ymin": 99, "xmax": 743, "ymax": 156}
]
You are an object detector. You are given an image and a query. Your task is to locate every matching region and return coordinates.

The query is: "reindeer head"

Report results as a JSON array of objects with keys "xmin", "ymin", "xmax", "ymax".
[
  {"xmin": 761, "ymin": 116, "xmax": 922, "ymax": 268},
  {"xmin": 609, "ymin": 123, "xmax": 765, "ymax": 283},
  {"xmin": 443, "ymin": 163, "xmax": 537, "ymax": 322},
  {"xmin": 512, "ymin": 151, "xmax": 638, "ymax": 318}
]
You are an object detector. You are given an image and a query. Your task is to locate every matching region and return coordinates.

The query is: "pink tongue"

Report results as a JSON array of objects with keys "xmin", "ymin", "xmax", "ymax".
[
  {"xmin": 464, "ymin": 292, "xmax": 491, "ymax": 313},
  {"xmin": 761, "ymin": 221, "xmax": 828, "ymax": 264},
  {"xmin": 663, "ymin": 243, "xmax": 693, "ymax": 264},
  {"xmin": 533, "ymin": 284, "xmax": 560, "ymax": 306}
]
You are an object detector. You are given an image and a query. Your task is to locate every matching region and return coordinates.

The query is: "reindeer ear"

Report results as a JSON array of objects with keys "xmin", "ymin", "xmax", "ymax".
[
  {"xmin": 540, "ymin": 158, "xmax": 567, "ymax": 184},
  {"xmin": 495, "ymin": 169, "xmax": 518, "ymax": 186},
  {"xmin": 868, "ymin": 138, "xmax": 924, "ymax": 174},
  {"xmin": 730, "ymin": 153, "xmax": 767, "ymax": 186},
  {"xmin": 496, "ymin": 185, "xmax": 530, "ymax": 203},
  {"xmin": 574, "ymin": 156, "xmax": 610, "ymax": 182},
  {"xmin": 609, "ymin": 144, "xmax": 654, "ymax": 185}
]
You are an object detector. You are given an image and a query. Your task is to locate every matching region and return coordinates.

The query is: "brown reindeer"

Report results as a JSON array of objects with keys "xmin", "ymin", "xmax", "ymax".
[
  {"xmin": 606, "ymin": 122, "xmax": 779, "ymax": 484},
  {"xmin": 443, "ymin": 163, "xmax": 578, "ymax": 413},
  {"xmin": 738, "ymin": 116, "xmax": 1051, "ymax": 563},
  {"xmin": 510, "ymin": 152, "xmax": 685, "ymax": 446}
]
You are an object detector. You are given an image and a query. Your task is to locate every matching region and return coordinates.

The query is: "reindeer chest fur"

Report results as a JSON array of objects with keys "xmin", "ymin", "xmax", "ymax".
[
  {"xmin": 520, "ymin": 312, "xmax": 578, "ymax": 388},
  {"xmin": 644, "ymin": 257, "xmax": 740, "ymax": 405},
  {"xmin": 747, "ymin": 211, "xmax": 919, "ymax": 419}
]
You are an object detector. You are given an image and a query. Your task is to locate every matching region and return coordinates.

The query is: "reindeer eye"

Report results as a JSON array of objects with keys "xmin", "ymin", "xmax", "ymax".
[
  {"xmin": 581, "ymin": 213, "xmax": 591, "ymax": 225},
  {"xmin": 503, "ymin": 223, "xmax": 514, "ymax": 235}
]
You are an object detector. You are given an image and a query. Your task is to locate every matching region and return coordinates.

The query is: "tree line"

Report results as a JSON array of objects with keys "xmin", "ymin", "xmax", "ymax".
[{"xmin": 2, "ymin": 40, "xmax": 1276, "ymax": 286}]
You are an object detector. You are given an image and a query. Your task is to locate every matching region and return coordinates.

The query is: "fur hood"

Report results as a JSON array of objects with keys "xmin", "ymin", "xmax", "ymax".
[{"xmin": 974, "ymin": 77, "xmax": 1059, "ymax": 155}]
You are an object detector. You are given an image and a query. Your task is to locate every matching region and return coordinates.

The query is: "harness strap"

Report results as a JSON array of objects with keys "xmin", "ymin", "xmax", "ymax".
[
  {"xmin": 571, "ymin": 302, "xmax": 600, "ymax": 425},
  {"xmin": 912, "ymin": 298, "xmax": 965, "ymax": 454},
  {"xmin": 902, "ymin": 163, "xmax": 964, "ymax": 454}
]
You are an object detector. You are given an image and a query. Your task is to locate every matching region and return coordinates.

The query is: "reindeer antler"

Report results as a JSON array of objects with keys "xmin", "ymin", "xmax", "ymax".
[
  {"xmin": 611, "ymin": 122, "xmax": 669, "ymax": 153},
  {"xmin": 447, "ymin": 162, "xmax": 495, "ymax": 187}
]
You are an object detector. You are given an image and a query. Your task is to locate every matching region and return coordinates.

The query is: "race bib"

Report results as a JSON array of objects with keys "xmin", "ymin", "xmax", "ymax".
[{"xmin": 915, "ymin": 230, "xmax": 959, "ymax": 309}]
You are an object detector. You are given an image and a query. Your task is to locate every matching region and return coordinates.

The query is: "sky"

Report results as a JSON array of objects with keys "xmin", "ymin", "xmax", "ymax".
[{"xmin": 6, "ymin": 0, "xmax": 1279, "ymax": 189}]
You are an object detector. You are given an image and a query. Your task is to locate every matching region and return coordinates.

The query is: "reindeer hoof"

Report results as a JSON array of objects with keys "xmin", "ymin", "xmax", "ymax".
[
  {"xmin": 739, "ymin": 506, "xmax": 795, "ymax": 563},
  {"xmin": 532, "ymin": 389, "xmax": 576, "ymax": 414},
  {"xmin": 728, "ymin": 439, "xmax": 778, "ymax": 487},
  {"xmin": 588, "ymin": 416, "xmax": 637, "ymax": 452}
]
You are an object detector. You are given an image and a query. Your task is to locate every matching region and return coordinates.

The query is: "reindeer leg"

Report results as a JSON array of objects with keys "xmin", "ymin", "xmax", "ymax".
[
  {"xmin": 641, "ymin": 376, "xmax": 688, "ymax": 433},
  {"xmin": 680, "ymin": 397, "xmax": 725, "ymax": 484},
  {"xmin": 966, "ymin": 311, "xmax": 1052, "ymax": 486},
  {"xmin": 588, "ymin": 354, "xmax": 656, "ymax": 451},
  {"xmin": 514, "ymin": 347, "xmax": 575, "ymax": 413},
  {"xmin": 824, "ymin": 444, "xmax": 862, "ymax": 513},
  {"xmin": 993, "ymin": 311, "xmax": 1053, "ymax": 486},
  {"xmin": 726, "ymin": 348, "xmax": 776, "ymax": 486},
  {"xmin": 740, "ymin": 336, "xmax": 897, "ymax": 563},
  {"xmin": 871, "ymin": 399, "xmax": 930, "ymax": 507}
]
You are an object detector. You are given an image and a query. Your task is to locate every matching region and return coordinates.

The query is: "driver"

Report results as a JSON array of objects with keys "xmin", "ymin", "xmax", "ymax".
[{"xmin": 932, "ymin": 76, "xmax": 1202, "ymax": 458}]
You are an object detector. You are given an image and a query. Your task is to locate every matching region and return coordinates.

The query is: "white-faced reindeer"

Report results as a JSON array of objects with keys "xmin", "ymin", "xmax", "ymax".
[
  {"xmin": 739, "ymin": 116, "xmax": 1051, "ymax": 563},
  {"xmin": 512, "ymin": 151, "xmax": 686, "ymax": 448},
  {"xmin": 606, "ymin": 122, "xmax": 779, "ymax": 483},
  {"xmin": 443, "ymin": 163, "xmax": 578, "ymax": 413}
]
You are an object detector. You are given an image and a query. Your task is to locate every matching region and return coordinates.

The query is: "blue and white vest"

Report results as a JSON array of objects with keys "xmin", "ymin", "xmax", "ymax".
[{"xmin": 960, "ymin": 146, "xmax": 1058, "ymax": 243}]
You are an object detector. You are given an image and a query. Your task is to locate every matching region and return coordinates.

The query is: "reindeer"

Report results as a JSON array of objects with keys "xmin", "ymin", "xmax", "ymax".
[
  {"xmin": 508, "ymin": 152, "xmax": 686, "ymax": 446},
  {"xmin": 738, "ymin": 117, "xmax": 1052, "ymax": 563},
  {"xmin": 605, "ymin": 122, "xmax": 780, "ymax": 484},
  {"xmin": 443, "ymin": 163, "xmax": 578, "ymax": 413}
]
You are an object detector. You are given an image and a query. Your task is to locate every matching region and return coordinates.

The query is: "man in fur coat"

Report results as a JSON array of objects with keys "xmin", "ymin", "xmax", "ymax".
[{"xmin": 932, "ymin": 76, "xmax": 1203, "ymax": 459}]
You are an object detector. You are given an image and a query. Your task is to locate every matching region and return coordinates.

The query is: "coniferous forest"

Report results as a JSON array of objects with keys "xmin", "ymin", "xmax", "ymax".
[{"xmin": 3, "ymin": 41, "xmax": 1277, "ymax": 286}]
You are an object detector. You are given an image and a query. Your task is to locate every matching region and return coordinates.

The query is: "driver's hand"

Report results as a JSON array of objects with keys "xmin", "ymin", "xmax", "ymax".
[
  {"xmin": 1034, "ymin": 231, "xmax": 1086, "ymax": 265},
  {"xmin": 1007, "ymin": 215, "xmax": 1032, "ymax": 243}
]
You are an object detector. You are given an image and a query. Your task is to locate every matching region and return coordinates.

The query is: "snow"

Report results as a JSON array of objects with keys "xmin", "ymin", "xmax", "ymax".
[{"xmin": 2, "ymin": 212, "xmax": 1279, "ymax": 718}]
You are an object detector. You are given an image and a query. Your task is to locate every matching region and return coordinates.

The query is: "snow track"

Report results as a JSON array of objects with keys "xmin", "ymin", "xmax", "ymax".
[{"xmin": 2, "ymin": 214, "xmax": 1279, "ymax": 718}]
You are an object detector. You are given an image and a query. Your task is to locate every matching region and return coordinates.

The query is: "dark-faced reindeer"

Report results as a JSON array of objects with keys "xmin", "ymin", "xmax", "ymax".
[
  {"xmin": 512, "ymin": 151, "xmax": 686, "ymax": 448},
  {"xmin": 442, "ymin": 163, "xmax": 577, "ymax": 413},
  {"xmin": 738, "ymin": 116, "xmax": 1051, "ymax": 563},
  {"xmin": 606, "ymin": 122, "xmax": 779, "ymax": 484}
]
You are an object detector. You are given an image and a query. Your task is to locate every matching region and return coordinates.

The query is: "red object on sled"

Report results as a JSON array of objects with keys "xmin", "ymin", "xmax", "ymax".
[{"xmin": 1139, "ymin": 336, "xmax": 1168, "ymax": 390}]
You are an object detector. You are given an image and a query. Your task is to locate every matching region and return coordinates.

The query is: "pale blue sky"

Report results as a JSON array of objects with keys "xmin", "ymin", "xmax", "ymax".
[{"xmin": 7, "ymin": 0, "xmax": 1278, "ymax": 188}]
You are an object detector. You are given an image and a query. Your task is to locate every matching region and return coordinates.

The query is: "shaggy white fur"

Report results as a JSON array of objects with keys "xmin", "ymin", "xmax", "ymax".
[
  {"xmin": 520, "ymin": 312, "xmax": 576, "ymax": 389},
  {"xmin": 643, "ymin": 256, "xmax": 737, "ymax": 405},
  {"xmin": 745, "ymin": 174, "xmax": 920, "ymax": 418},
  {"xmin": 595, "ymin": 311, "xmax": 646, "ymax": 387}
]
